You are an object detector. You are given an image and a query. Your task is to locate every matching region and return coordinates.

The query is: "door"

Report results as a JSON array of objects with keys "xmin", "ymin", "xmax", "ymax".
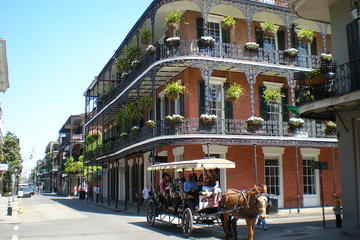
[
  {"xmin": 265, "ymin": 158, "xmax": 283, "ymax": 208},
  {"xmin": 302, "ymin": 158, "xmax": 320, "ymax": 206}
]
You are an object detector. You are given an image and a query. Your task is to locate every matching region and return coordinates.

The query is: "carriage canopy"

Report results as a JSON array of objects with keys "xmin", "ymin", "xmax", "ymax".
[{"xmin": 147, "ymin": 158, "xmax": 235, "ymax": 171}]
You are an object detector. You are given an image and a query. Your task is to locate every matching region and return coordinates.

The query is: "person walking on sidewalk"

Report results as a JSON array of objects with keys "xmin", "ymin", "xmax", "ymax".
[
  {"xmin": 333, "ymin": 195, "xmax": 342, "ymax": 228},
  {"xmin": 142, "ymin": 185, "xmax": 151, "ymax": 209},
  {"xmin": 7, "ymin": 197, "xmax": 13, "ymax": 216},
  {"xmin": 94, "ymin": 185, "xmax": 100, "ymax": 203}
]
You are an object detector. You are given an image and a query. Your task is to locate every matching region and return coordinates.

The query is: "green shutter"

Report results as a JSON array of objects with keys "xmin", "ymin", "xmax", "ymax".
[
  {"xmin": 311, "ymin": 37, "xmax": 317, "ymax": 55},
  {"xmin": 282, "ymin": 88, "xmax": 290, "ymax": 122},
  {"xmin": 197, "ymin": 18, "xmax": 204, "ymax": 39},
  {"xmin": 156, "ymin": 98, "xmax": 160, "ymax": 121},
  {"xmin": 179, "ymin": 94, "xmax": 184, "ymax": 116},
  {"xmin": 259, "ymin": 86, "xmax": 269, "ymax": 120},
  {"xmin": 199, "ymin": 81, "xmax": 205, "ymax": 115},
  {"xmin": 255, "ymin": 27, "xmax": 264, "ymax": 48},
  {"xmin": 171, "ymin": 99, "xmax": 175, "ymax": 115},
  {"xmin": 295, "ymin": 89, "xmax": 300, "ymax": 107},
  {"xmin": 224, "ymin": 83, "xmax": 233, "ymax": 119},
  {"xmin": 222, "ymin": 29, "xmax": 231, "ymax": 44},
  {"xmin": 164, "ymin": 96, "xmax": 169, "ymax": 116},
  {"xmin": 277, "ymin": 31, "xmax": 285, "ymax": 51}
]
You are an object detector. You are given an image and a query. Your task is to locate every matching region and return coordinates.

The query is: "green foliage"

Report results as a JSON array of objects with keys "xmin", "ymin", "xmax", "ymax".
[
  {"xmin": 96, "ymin": 85, "xmax": 116, "ymax": 107},
  {"xmin": 139, "ymin": 96, "xmax": 153, "ymax": 110},
  {"xmin": 86, "ymin": 133, "xmax": 102, "ymax": 152},
  {"xmin": 164, "ymin": 10, "xmax": 183, "ymax": 24},
  {"xmin": 140, "ymin": 29, "xmax": 152, "ymax": 43},
  {"xmin": 260, "ymin": 22, "xmax": 278, "ymax": 34},
  {"xmin": 116, "ymin": 102, "xmax": 142, "ymax": 132},
  {"xmin": 298, "ymin": 28, "xmax": 313, "ymax": 42},
  {"xmin": 0, "ymin": 132, "xmax": 22, "ymax": 172},
  {"xmin": 225, "ymin": 83, "xmax": 243, "ymax": 100},
  {"xmin": 165, "ymin": 82, "xmax": 186, "ymax": 99},
  {"xmin": 85, "ymin": 134, "xmax": 99, "ymax": 146},
  {"xmin": 115, "ymin": 57, "xmax": 129, "ymax": 71},
  {"xmin": 262, "ymin": 88, "xmax": 284, "ymax": 103},
  {"xmin": 64, "ymin": 156, "xmax": 83, "ymax": 174},
  {"xmin": 125, "ymin": 45, "xmax": 142, "ymax": 61},
  {"xmin": 84, "ymin": 165, "xmax": 102, "ymax": 183},
  {"xmin": 304, "ymin": 68, "xmax": 321, "ymax": 79},
  {"xmin": 221, "ymin": 16, "xmax": 236, "ymax": 29}
]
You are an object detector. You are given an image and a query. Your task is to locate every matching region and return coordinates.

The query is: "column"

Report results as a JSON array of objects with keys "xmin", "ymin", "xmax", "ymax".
[
  {"xmin": 246, "ymin": 19, "xmax": 252, "ymax": 42},
  {"xmin": 320, "ymin": 23, "xmax": 328, "ymax": 53},
  {"xmin": 286, "ymin": 72, "xmax": 296, "ymax": 107},
  {"xmin": 245, "ymin": 71, "xmax": 258, "ymax": 116}
]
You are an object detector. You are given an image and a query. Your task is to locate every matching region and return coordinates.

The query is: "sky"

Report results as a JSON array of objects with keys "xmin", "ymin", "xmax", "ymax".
[{"xmin": 0, "ymin": 0, "xmax": 153, "ymax": 177}]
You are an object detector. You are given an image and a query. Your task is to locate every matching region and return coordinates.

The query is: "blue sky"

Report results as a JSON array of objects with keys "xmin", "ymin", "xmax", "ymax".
[{"xmin": 0, "ymin": 0, "xmax": 152, "ymax": 176}]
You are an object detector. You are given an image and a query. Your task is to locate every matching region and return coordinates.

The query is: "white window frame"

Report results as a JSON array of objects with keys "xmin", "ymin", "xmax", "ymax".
[{"xmin": 263, "ymin": 81, "xmax": 284, "ymax": 122}]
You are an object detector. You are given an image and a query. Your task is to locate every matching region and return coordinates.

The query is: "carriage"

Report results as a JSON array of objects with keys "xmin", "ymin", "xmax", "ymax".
[{"xmin": 146, "ymin": 158, "xmax": 236, "ymax": 237}]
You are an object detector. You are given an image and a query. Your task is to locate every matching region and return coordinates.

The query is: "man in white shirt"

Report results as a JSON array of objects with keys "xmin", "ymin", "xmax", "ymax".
[{"xmin": 142, "ymin": 185, "xmax": 151, "ymax": 209}]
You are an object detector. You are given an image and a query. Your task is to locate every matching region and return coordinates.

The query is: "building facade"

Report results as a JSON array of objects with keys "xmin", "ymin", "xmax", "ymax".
[
  {"xmin": 290, "ymin": 0, "xmax": 360, "ymax": 235},
  {"xmin": 84, "ymin": 0, "xmax": 339, "ymax": 210}
]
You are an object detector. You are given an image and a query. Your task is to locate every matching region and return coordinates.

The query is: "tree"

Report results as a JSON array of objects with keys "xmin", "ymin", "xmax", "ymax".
[
  {"xmin": 0, "ymin": 132, "xmax": 23, "ymax": 193},
  {"xmin": 64, "ymin": 156, "xmax": 83, "ymax": 175}
]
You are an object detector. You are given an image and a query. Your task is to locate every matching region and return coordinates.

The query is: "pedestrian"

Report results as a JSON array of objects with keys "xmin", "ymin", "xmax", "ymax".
[
  {"xmin": 7, "ymin": 198, "xmax": 13, "ymax": 216},
  {"xmin": 94, "ymin": 185, "xmax": 100, "ymax": 203},
  {"xmin": 73, "ymin": 185, "xmax": 78, "ymax": 197},
  {"xmin": 142, "ymin": 185, "xmax": 151, "ymax": 210},
  {"xmin": 333, "ymin": 195, "xmax": 342, "ymax": 228},
  {"xmin": 256, "ymin": 184, "xmax": 268, "ymax": 231}
]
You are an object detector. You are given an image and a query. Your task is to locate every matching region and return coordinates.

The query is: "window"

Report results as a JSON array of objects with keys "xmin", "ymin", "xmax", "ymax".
[
  {"xmin": 265, "ymin": 158, "xmax": 280, "ymax": 195},
  {"xmin": 209, "ymin": 84, "xmax": 223, "ymax": 119},
  {"xmin": 303, "ymin": 158, "xmax": 317, "ymax": 195}
]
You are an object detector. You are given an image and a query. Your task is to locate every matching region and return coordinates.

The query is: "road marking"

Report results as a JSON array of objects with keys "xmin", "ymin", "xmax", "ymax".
[
  {"xmin": 11, "ymin": 235, "xmax": 18, "ymax": 240},
  {"xmin": 14, "ymin": 225, "xmax": 19, "ymax": 231}
]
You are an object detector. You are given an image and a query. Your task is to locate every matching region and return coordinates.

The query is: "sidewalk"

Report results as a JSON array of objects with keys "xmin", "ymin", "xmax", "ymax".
[{"xmin": 0, "ymin": 196, "xmax": 21, "ymax": 224}]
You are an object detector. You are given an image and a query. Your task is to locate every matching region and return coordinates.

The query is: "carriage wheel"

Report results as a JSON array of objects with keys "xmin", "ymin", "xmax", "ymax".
[
  {"xmin": 181, "ymin": 208, "xmax": 193, "ymax": 237},
  {"xmin": 146, "ymin": 200, "xmax": 156, "ymax": 226}
]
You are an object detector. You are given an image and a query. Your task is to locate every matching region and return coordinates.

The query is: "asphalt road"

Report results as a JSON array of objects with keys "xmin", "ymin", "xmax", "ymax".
[{"xmin": 0, "ymin": 194, "xmax": 358, "ymax": 240}]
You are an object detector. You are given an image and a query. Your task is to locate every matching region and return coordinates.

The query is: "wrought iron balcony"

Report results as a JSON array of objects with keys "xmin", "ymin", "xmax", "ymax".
[
  {"xmin": 298, "ymin": 60, "xmax": 360, "ymax": 105},
  {"xmin": 92, "ymin": 40, "xmax": 319, "ymax": 116},
  {"xmin": 249, "ymin": 0, "xmax": 288, "ymax": 8},
  {"xmin": 71, "ymin": 134, "xmax": 84, "ymax": 142},
  {"xmin": 85, "ymin": 118, "xmax": 334, "ymax": 160}
]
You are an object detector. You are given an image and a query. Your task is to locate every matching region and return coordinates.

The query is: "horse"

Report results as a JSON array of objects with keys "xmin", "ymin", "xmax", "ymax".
[{"xmin": 220, "ymin": 185, "xmax": 269, "ymax": 240}]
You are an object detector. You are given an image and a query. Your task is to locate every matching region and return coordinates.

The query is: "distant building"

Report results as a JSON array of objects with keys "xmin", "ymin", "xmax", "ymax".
[
  {"xmin": 290, "ymin": 0, "xmax": 360, "ymax": 235},
  {"xmin": 0, "ymin": 38, "xmax": 9, "ymax": 93}
]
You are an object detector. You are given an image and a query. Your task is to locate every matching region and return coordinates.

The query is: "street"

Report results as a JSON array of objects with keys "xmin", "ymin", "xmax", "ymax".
[{"xmin": 0, "ymin": 194, "xmax": 358, "ymax": 240}]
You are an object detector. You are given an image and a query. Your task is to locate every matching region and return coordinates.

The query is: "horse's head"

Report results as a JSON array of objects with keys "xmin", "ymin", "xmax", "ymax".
[{"xmin": 253, "ymin": 184, "xmax": 268, "ymax": 217}]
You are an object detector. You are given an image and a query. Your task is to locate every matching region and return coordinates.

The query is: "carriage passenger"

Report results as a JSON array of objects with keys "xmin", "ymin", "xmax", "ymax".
[
  {"xmin": 184, "ymin": 174, "xmax": 199, "ymax": 209},
  {"xmin": 160, "ymin": 173, "xmax": 171, "ymax": 195},
  {"xmin": 199, "ymin": 178, "xmax": 213, "ymax": 209}
]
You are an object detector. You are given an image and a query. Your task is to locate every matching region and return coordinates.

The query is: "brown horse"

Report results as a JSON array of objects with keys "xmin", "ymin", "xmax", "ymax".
[{"xmin": 220, "ymin": 185, "xmax": 268, "ymax": 240}]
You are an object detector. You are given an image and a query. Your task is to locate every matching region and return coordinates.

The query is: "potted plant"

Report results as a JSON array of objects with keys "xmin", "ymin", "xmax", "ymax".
[
  {"xmin": 131, "ymin": 60, "xmax": 140, "ymax": 69},
  {"xmin": 304, "ymin": 68, "xmax": 328, "ymax": 86},
  {"xmin": 320, "ymin": 53, "xmax": 333, "ymax": 63},
  {"xmin": 225, "ymin": 83, "xmax": 244, "ymax": 102},
  {"xmin": 197, "ymin": 36, "xmax": 215, "ymax": 48},
  {"xmin": 260, "ymin": 22, "xmax": 278, "ymax": 37},
  {"xmin": 263, "ymin": 88, "xmax": 284, "ymax": 104},
  {"xmin": 165, "ymin": 82, "xmax": 186, "ymax": 100},
  {"xmin": 140, "ymin": 29, "xmax": 152, "ymax": 45},
  {"xmin": 131, "ymin": 126, "xmax": 140, "ymax": 135},
  {"xmin": 221, "ymin": 16, "xmax": 236, "ymax": 31},
  {"xmin": 145, "ymin": 45, "xmax": 156, "ymax": 55},
  {"xmin": 115, "ymin": 57, "xmax": 128, "ymax": 71},
  {"xmin": 288, "ymin": 118, "xmax": 305, "ymax": 131},
  {"xmin": 245, "ymin": 42, "xmax": 260, "ymax": 52},
  {"xmin": 120, "ymin": 132, "xmax": 128, "ymax": 140},
  {"xmin": 164, "ymin": 10, "xmax": 183, "ymax": 30},
  {"xmin": 125, "ymin": 45, "xmax": 142, "ymax": 61},
  {"xmin": 246, "ymin": 116, "xmax": 264, "ymax": 131},
  {"xmin": 146, "ymin": 120, "xmax": 156, "ymax": 129},
  {"xmin": 139, "ymin": 95, "xmax": 153, "ymax": 110},
  {"xmin": 324, "ymin": 121, "xmax": 337, "ymax": 135},
  {"xmin": 165, "ymin": 114, "xmax": 184, "ymax": 125},
  {"xmin": 284, "ymin": 48, "xmax": 299, "ymax": 57},
  {"xmin": 121, "ymin": 72, "xmax": 129, "ymax": 80},
  {"xmin": 200, "ymin": 114, "xmax": 217, "ymax": 125},
  {"xmin": 166, "ymin": 37, "xmax": 181, "ymax": 49},
  {"xmin": 298, "ymin": 28, "xmax": 313, "ymax": 43}
]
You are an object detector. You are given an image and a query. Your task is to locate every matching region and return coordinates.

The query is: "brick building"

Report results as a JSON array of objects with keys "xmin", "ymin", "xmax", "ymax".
[{"xmin": 83, "ymin": 0, "xmax": 339, "ymax": 209}]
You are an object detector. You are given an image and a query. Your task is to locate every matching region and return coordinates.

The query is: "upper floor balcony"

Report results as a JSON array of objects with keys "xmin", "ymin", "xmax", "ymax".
[
  {"xmin": 85, "ymin": 118, "xmax": 336, "ymax": 161},
  {"xmin": 297, "ymin": 59, "xmax": 360, "ymax": 120}
]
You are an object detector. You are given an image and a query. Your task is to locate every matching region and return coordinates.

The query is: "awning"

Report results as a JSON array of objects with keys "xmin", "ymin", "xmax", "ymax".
[{"xmin": 147, "ymin": 158, "xmax": 235, "ymax": 171}]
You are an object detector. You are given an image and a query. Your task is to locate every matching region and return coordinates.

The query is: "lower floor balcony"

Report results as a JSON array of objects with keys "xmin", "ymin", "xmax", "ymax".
[{"xmin": 85, "ymin": 119, "xmax": 336, "ymax": 161}]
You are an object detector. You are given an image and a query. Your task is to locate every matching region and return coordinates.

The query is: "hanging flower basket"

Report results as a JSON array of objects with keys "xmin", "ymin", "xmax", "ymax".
[
  {"xmin": 146, "ymin": 120, "xmax": 156, "ymax": 129},
  {"xmin": 165, "ymin": 114, "xmax": 184, "ymax": 126},
  {"xmin": 197, "ymin": 36, "xmax": 215, "ymax": 48},
  {"xmin": 298, "ymin": 28, "xmax": 313, "ymax": 44},
  {"xmin": 145, "ymin": 45, "xmax": 156, "ymax": 55},
  {"xmin": 165, "ymin": 82, "xmax": 185, "ymax": 100},
  {"xmin": 262, "ymin": 88, "xmax": 284, "ymax": 104},
  {"xmin": 221, "ymin": 16, "xmax": 236, "ymax": 31},
  {"xmin": 200, "ymin": 114, "xmax": 217, "ymax": 125},
  {"xmin": 320, "ymin": 53, "xmax": 333, "ymax": 63},
  {"xmin": 131, "ymin": 126, "xmax": 140, "ymax": 135},
  {"xmin": 166, "ymin": 37, "xmax": 181, "ymax": 48},
  {"xmin": 246, "ymin": 117, "xmax": 264, "ymax": 131},
  {"xmin": 324, "ymin": 121, "xmax": 337, "ymax": 135},
  {"xmin": 260, "ymin": 22, "xmax": 278, "ymax": 38},
  {"xmin": 244, "ymin": 42, "xmax": 259, "ymax": 52},
  {"xmin": 284, "ymin": 48, "xmax": 299, "ymax": 57},
  {"xmin": 225, "ymin": 83, "xmax": 244, "ymax": 102},
  {"xmin": 304, "ymin": 69, "xmax": 328, "ymax": 86},
  {"xmin": 288, "ymin": 118, "xmax": 305, "ymax": 131},
  {"xmin": 120, "ymin": 132, "xmax": 128, "ymax": 140},
  {"xmin": 121, "ymin": 72, "xmax": 129, "ymax": 80}
]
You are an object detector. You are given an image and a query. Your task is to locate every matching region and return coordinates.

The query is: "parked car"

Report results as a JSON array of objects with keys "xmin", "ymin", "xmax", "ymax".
[{"xmin": 18, "ymin": 186, "xmax": 32, "ymax": 198}]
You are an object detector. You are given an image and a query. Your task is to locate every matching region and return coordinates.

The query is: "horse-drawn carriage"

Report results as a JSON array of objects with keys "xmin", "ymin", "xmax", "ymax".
[
  {"xmin": 146, "ymin": 158, "xmax": 269, "ymax": 239},
  {"xmin": 146, "ymin": 158, "xmax": 234, "ymax": 237}
]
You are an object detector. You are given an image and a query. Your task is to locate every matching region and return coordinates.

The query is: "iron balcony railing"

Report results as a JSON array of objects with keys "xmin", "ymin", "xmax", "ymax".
[
  {"xmin": 249, "ymin": 0, "xmax": 288, "ymax": 8},
  {"xmin": 92, "ymin": 40, "xmax": 320, "ymax": 118},
  {"xmin": 298, "ymin": 59, "xmax": 360, "ymax": 105},
  {"xmin": 85, "ymin": 118, "xmax": 335, "ymax": 160}
]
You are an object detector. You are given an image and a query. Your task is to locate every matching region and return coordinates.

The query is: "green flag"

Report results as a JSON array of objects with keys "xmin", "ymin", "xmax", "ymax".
[{"xmin": 287, "ymin": 105, "xmax": 300, "ymax": 117}]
